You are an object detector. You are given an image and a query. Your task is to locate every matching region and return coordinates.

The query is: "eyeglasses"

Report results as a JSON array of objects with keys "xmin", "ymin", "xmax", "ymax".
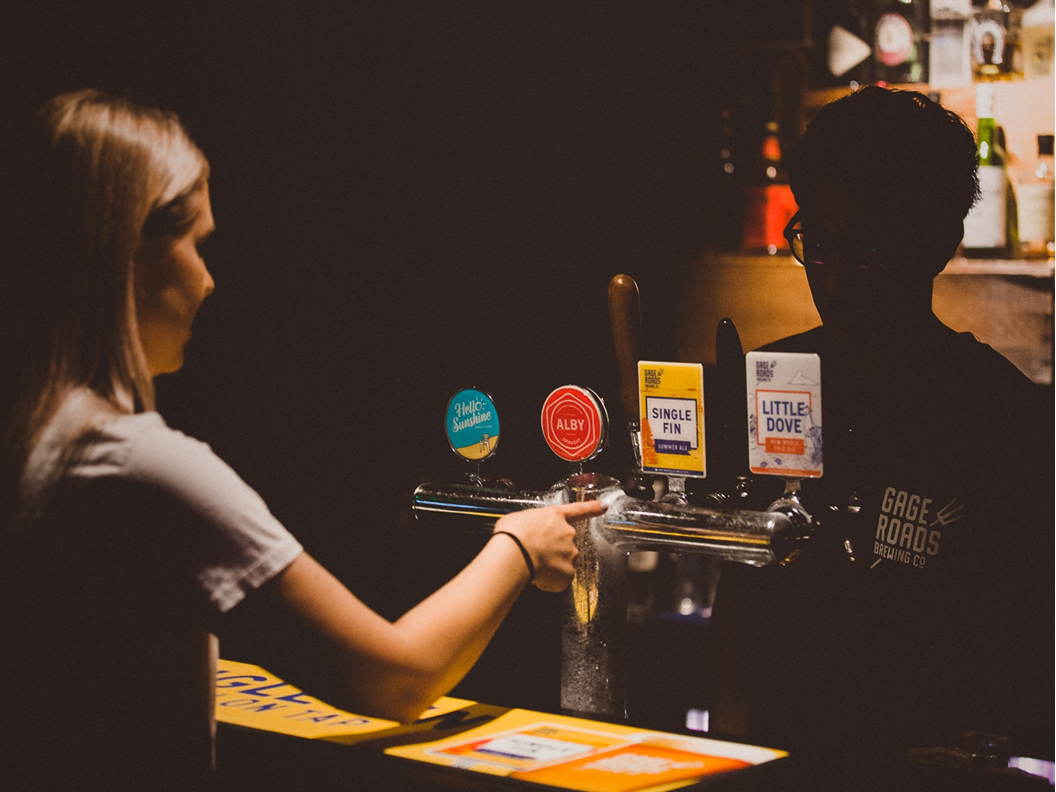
[{"xmin": 783, "ymin": 211, "xmax": 899, "ymax": 273}]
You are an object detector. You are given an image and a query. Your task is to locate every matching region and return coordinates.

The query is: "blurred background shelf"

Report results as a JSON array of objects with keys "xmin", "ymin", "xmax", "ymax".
[{"xmin": 677, "ymin": 251, "xmax": 1054, "ymax": 385}]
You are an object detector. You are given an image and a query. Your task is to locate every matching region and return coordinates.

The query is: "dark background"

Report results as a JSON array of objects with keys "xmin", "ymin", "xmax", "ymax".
[{"xmin": 2, "ymin": 1, "xmax": 815, "ymax": 714}]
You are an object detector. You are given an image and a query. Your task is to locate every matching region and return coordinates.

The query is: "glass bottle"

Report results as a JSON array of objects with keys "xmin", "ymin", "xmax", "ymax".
[
  {"xmin": 1021, "ymin": 0, "xmax": 1055, "ymax": 79},
  {"xmin": 930, "ymin": 0, "xmax": 974, "ymax": 88},
  {"xmin": 824, "ymin": 0, "xmax": 873, "ymax": 86},
  {"xmin": 963, "ymin": 84, "xmax": 1010, "ymax": 257},
  {"xmin": 741, "ymin": 121, "xmax": 797, "ymax": 256},
  {"xmin": 971, "ymin": 0, "xmax": 1024, "ymax": 80},
  {"xmin": 712, "ymin": 107, "xmax": 745, "ymax": 252},
  {"xmin": 1016, "ymin": 134, "xmax": 1056, "ymax": 258},
  {"xmin": 870, "ymin": 0, "xmax": 929, "ymax": 84}
]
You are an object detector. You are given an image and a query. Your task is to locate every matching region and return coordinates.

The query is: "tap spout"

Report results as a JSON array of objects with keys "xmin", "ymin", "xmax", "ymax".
[
  {"xmin": 601, "ymin": 495, "xmax": 800, "ymax": 567},
  {"xmin": 412, "ymin": 483, "xmax": 547, "ymax": 524}
]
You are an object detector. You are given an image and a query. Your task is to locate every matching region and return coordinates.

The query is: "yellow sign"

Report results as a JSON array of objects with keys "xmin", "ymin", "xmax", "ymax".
[
  {"xmin": 638, "ymin": 361, "xmax": 706, "ymax": 478},
  {"xmin": 216, "ymin": 659, "xmax": 472, "ymax": 744}
]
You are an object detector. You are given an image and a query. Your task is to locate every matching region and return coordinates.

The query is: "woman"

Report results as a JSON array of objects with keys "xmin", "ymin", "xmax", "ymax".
[{"xmin": 0, "ymin": 89, "xmax": 602, "ymax": 790}]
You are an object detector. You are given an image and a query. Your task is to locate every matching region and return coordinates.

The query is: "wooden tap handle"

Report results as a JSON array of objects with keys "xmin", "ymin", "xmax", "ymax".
[{"xmin": 607, "ymin": 274, "xmax": 644, "ymax": 422}]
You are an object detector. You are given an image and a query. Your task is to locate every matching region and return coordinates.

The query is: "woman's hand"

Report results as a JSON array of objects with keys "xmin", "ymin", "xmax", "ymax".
[{"xmin": 492, "ymin": 501, "xmax": 607, "ymax": 592}]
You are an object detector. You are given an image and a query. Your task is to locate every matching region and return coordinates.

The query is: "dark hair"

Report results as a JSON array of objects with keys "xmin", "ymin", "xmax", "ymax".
[{"xmin": 788, "ymin": 87, "xmax": 980, "ymax": 234}]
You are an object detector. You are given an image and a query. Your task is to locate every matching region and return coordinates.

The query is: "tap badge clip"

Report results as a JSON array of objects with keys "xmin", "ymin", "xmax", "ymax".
[
  {"xmin": 446, "ymin": 388, "xmax": 501, "ymax": 462},
  {"xmin": 540, "ymin": 385, "xmax": 608, "ymax": 463},
  {"xmin": 638, "ymin": 360, "xmax": 706, "ymax": 478},
  {"xmin": 746, "ymin": 351, "xmax": 823, "ymax": 478}
]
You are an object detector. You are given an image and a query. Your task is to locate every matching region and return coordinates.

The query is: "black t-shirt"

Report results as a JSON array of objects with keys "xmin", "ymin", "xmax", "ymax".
[{"xmin": 711, "ymin": 324, "xmax": 1053, "ymax": 759}]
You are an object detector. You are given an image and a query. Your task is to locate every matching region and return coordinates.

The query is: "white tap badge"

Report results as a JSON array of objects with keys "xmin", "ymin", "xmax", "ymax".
[{"xmin": 746, "ymin": 352, "xmax": 822, "ymax": 478}]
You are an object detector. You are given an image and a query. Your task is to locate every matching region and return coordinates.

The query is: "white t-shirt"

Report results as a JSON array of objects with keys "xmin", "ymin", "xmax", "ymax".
[{"xmin": 1, "ymin": 389, "xmax": 303, "ymax": 790}]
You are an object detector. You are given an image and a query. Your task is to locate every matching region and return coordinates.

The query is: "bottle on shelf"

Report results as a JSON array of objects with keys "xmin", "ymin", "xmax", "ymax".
[
  {"xmin": 740, "ymin": 120, "xmax": 797, "ymax": 256},
  {"xmin": 870, "ymin": 0, "xmax": 929, "ymax": 84},
  {"xmin": 711, "ymin": 107, "xmax": 746, "ymax": 252},
  {"xmin": 1021, "ymin": 0, "xmax": 1055, "ymax": 79},
  {"xmin": 970, "ymin": 0, "xmax": 1024, "ymax": 81},
  {"xmin": 999, "ymin": 125, "xmax": 1020, "ymax": 256},
  {"xmin": 930, "ymin": 0, "xmax": 974, "ymax": 88},
  {"xmin": 963, "ymin": 84, "xmax": 1012, "ymax": 258},
  {"xmin": 1016, "ymin": 134, "xmax": 1055, "ymax": 258},
  {"xmin": 824, "ymin": 0, "xmax": 873, "ymax": 86}
]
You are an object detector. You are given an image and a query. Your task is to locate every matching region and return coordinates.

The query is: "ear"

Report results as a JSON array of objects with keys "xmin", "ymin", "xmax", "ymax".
[
  {"xmin": 131, "ymin": 234, "xmax": 162, "ymax": 295},
  {"xmin": 131, "ymin": 247, "xmax": 147, "ymax": 300},
  {"xmin": 925, "ymin": 219, "xmax": 964, "ymax": 278}
]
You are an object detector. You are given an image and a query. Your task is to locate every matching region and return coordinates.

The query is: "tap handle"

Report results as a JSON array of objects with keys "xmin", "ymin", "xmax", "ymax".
[
  {"xmin": 607, "ymin": 274, "xmax": 644, "ymax": 425},
  {"xmin": 716, "ymin": 317, "xmax": 745, "ymax": 401},
  {"xmin": 715, "ymin": 317, "xmax": 748, "ymax": 477}
]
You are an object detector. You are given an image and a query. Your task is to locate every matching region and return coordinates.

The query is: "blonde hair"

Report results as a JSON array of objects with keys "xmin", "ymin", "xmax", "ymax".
[{"xmin": 1, "ymin": 89, "xmax": 209, "ymax": 514}]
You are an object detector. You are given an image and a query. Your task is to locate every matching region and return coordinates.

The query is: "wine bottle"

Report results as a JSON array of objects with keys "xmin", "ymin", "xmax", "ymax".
[
  {"xmin": 1016, "ymin": 135, "xmax": 1056, "ymax": 258},
  {"xmin": 963, "ymin": 84, "xmax": 1010, "ymax": 258}
]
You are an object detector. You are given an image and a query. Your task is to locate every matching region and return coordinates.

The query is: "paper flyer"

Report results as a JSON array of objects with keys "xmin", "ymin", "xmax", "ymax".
[
  {"xmin": 387, "ymin": 709, "xmax": 785, "ymax": 791},
  {"xmin": 215, "ymin": 659, "xmax": 472, "ymax": 744}
]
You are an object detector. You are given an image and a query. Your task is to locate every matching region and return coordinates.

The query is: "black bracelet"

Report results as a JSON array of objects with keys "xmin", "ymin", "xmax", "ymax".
[{"xmin": 492, "ymin": 531, "xmax": 536, "ymax": 583}]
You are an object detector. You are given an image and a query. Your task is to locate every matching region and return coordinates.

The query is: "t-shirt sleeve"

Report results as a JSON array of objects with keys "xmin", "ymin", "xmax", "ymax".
[{"xmin": 117, "ymin": 418, "xmax": 304, "ymax": 615}]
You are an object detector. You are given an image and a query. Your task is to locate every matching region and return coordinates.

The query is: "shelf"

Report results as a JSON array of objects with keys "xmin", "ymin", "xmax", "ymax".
[
  {"xmin": 677, "ymin": 249, "xmax": 1054, "ymax": 385},
  {"xmin": 941, "ymin": 257, "xmax": 1055, "ymax": 277},
  {"xmin": 699, "ymin": 251, "xmax": 1055, "ymax": 278},
  {"xmin": 803, "ymin": 78, "xmax": 1056, "ymax": 172}
]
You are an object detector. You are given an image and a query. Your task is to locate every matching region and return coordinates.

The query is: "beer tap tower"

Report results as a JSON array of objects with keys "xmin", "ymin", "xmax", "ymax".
[{"xmin": 413, "ymin": 275, "xmax": 823, "ymax": 720}]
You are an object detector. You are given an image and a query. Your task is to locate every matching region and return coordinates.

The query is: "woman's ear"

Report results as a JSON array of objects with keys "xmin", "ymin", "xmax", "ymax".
[{"xmin": 132, "ymin": 233, "xmax": 165, "ymax": 297}]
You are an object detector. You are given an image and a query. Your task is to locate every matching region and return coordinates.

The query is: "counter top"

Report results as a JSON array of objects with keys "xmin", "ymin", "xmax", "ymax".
[
  {"xmin": 215, "ymin": 658, "xmax": 1052, "ymax": 792},
  {"xmin": 214, "ymin": 658, "xmax": 786, "ymax": 791}
]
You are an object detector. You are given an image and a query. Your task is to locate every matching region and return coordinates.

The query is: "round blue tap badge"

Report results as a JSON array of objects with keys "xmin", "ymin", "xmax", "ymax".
[{"xmin": 446, "ymin": 388, "xmax": 500, "ymax": 461}]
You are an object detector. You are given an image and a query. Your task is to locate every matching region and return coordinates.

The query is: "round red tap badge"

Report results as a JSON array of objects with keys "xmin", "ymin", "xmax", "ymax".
[{"xmin": 540, "ymin": 385, "xmax": 608, "ymax": 462}]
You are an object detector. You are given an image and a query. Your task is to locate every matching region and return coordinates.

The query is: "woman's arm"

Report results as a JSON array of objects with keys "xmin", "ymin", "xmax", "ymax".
[{"xmin": 223, "ymin": 500, "xmax": 604, "ymax": 723}]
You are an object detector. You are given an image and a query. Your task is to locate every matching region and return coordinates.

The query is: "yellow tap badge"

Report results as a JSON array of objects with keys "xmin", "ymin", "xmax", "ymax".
[{"xmin": 638, "ymin": 361, "xmax": 705, "ymax": 478}]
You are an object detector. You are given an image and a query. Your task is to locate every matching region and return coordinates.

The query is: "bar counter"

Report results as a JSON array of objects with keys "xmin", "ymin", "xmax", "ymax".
[{"xmin": 214, "ymin": 658, "xmax": 1052, "ymax": 792}]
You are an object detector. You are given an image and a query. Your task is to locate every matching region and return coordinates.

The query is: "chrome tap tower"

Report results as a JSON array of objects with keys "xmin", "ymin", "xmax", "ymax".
[{"xmin": 414, "ymin": 275, "xmax": 822, "ymax": 719}]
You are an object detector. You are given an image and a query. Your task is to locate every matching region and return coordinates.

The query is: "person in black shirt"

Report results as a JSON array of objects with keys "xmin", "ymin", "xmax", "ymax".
[{"xmin": 708, "ymin": 87, "xmax": 1053, "ymax": 769}]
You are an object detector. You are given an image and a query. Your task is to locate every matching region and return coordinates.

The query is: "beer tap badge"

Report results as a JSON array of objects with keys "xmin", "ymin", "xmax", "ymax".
[
  {"xmin": 746, "ymin": 352, "xmax": 822, "ymax": 478},
  {"xmin": 638, "ymin": 361, "xmax": 706, "ymax": 477},
  {"xmin": 446, "ymin": 388, "xmax": 500, "ymax": 461},
  {"xmin": 541, "ymin": 385, "xmax": 608, "ymax": 463}
]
